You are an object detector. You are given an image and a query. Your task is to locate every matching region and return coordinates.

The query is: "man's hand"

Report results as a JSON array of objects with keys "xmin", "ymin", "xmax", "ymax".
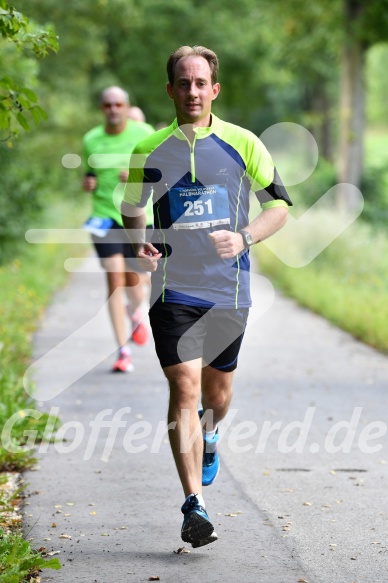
[
  {"xmin": 82, "ymin": 175, "xmax": 97, "ymax": 192},
  {"xmin": 119, "ymin": 170, "xmax": 129, "ymax": 183},
  {"xmin": 208, "ymin": 230, "xmax": 246, "ymax": 259},
  {"xmin": 135, "ymin": 242, "xmax": 162, "ymax": 272}
]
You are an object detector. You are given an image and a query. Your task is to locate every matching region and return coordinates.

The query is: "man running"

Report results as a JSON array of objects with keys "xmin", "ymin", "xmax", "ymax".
[
  {"xmin": 122, "ymin": 47, "xmax": 292, "ymax": 545},
  {"xmin": 83, "ymin": 86, "xmax": 154, "ymax": 372}
]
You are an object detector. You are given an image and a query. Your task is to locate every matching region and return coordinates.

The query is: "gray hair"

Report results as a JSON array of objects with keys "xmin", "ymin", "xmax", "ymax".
[{"xmin": 100, "ymin": 86, "xmax": 129, "ymax": 104}]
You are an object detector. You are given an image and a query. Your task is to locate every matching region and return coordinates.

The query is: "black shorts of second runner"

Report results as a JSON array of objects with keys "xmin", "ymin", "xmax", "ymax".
[
  {"xmin": 91, "ymin": 220, "xmax": 146, "ymax": 272},
  {"xmin": 149, "ymin": 302, "xmax": 249, "ymax": 372}
]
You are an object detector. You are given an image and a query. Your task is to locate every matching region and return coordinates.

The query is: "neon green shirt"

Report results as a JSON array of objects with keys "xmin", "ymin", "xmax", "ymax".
[{"xmin": 83, "ymin": 121, "xmax": 154, "ymax": 225}]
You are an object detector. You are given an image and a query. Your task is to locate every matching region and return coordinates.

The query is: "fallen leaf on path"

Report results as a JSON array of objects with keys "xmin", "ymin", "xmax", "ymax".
[
  {"xmin": 51, "ymin": 523, "xmax": 57, "ymax": 528},
  {"xmin": 148, "ymin": 577, "xmax": 160, "ymax": 581},
  {"xmin": 59, "ymin": 534, "xmax": 72, "ymax": 539},
  {"xmin": 225, "ymin": 513, "xmax": 238, "ymax": 517},
  {"xmin": 173, "ymin": 547, "xmax": 190, "ymax": 554},
  {"xmin": 303, "ymin": 502, "xmax": 312, "ymax": 506}
]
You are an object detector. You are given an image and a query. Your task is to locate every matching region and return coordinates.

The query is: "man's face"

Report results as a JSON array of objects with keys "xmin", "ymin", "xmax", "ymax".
[
  {"xmin": 166, "ymin": 56, "xmax": 220, "ymax": 127},
  {"xmin": 100, "ymin": 89, "xmax": 129, "ymax": 128}
]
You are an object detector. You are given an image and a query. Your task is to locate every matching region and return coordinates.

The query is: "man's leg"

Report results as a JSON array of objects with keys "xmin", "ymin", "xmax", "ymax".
[
  {"xmin": 163, "ymin": 360, "xmax": 203, "ymax": 497},
  {"xmin": 124, "ymin": 268, "xmax": 150, "ymax": 346},
  {"xmin": 102, "ymin": 254, "xmax": 128, "ymax": 347},
  {"xmin": 201, "ymin": 366, "xmax": 234, "ymax": 431},
  {"xmin": 124, "ymin": 271, "xmax": 150, "ymax": 311},
  {"xmin": 102, "ymin": 254, "xmax": 135, "ymax": 372},
  {"xmin": 163, "ymin": 360, "xmax": 217, "ymax": 546}
]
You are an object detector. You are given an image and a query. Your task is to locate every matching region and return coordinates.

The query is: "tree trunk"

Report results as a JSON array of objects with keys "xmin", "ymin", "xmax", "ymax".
[{"xmin": 337, "ymin": 0, "xmax": 366, "ymax": 209}]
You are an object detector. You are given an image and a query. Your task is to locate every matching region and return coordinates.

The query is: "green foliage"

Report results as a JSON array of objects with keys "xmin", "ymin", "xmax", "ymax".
[
  {"xmin": 366, "ymin": 43, "xmax": 388, "ymax": 126},
  {"xmin": 0, "ymin": 0, "xmax": 58, "ymax": 140},
  {"xmin": 0, "ymin": 197, "xmax": 89, "ymax": 472},
  {"xmin": 286, "ymin": 158, "xmax": 337, "ymax": 213},
  {"xmin": 360, "ymin": 164, "xmax": 388, "ymax": 226},
  {"xmin": 348, "ymin": 0, "xmax": 388, "ymax": 47},
  {"xmin": 257, "ymin": 216, "xmax": 388, "ymax": 352},
  {"xmin": 361, "ymin": 129, "xmax": 388, "ymax": 226},
  {"xmin": 0, "ymin": 144, "xmax": 47, "ymax": 264},
  {"xmin": 0, "ymin": 374, "xmax": 60, "ymax": 471},
  {"xmin": 0, "ymin": 529, "xmax": 61, "ymax": 581}
]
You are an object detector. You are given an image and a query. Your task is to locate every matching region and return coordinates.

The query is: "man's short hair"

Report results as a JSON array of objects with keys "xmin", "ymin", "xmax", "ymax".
[
  {"xmin": 167, "ymin": 46, "xmax": 219, "ymax": 86},
  {"xmin": 100, "ymin": 86, "xmax": 129, "ymax": 105}
]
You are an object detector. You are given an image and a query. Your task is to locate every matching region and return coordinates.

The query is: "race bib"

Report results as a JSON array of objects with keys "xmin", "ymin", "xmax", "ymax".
[
  {"xmin": 168, "ymin": 184, "xmax": 230, "ymax": 230},
  {"xmin": 83, "ymin": 217, "xmax": 114, "ymax": 237}
]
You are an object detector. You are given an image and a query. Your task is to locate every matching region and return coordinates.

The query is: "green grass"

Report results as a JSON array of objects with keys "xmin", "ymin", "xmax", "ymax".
[
  {"xmin": 0, "ymin": 528, "xmax": 61, "ymax": 582},
  {"xmin": 254, "ymin": 128, "xmax": 388, "ymax": 353},
  {"xmin": 256, "ymin": 215, "xmax": 388, "ymax": 352},
  {"xmin": 0, "ymin": 196, "xmax": 89, "ymax": 581},
  {"xmin": 365, "ymin": 127, "xmax": 388, "ymax": 167},
  {"xmin": 0, "ymin": 198, "xmax": 89, "ymax": 470}
]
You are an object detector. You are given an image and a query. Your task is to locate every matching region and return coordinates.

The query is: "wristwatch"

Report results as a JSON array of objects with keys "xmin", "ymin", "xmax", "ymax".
[{"xmin": 239, "ymin": 229, "xmax": 253, "ymax": 249}]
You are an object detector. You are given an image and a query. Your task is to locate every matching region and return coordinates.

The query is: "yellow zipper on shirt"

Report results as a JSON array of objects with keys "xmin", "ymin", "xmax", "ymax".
[{"xmin": 190, "ymin": 136, "xmax": 197, "ymax": 182}]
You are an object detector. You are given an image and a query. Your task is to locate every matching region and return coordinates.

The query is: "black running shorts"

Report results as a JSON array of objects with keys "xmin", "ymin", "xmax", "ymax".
[
  {"xmin": 91, "ymin": 220, "xmax": 145, "ymax": 272},
  {"xmin": 149, "ymin": 302, "xmax": 249, "ymax": 372}
]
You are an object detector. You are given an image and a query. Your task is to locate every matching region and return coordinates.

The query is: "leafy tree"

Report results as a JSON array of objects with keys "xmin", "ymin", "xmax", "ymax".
[
  {"xmin": 337, "ymin": 0, "xmax": 388, "ymax": 199},
  {"xmin": 366, "ymin": 43, "xmax": 388, "ymax": 127},
  {"xmin": 0, "ymin": 0, "xmax": 58, "ymax": 140}
]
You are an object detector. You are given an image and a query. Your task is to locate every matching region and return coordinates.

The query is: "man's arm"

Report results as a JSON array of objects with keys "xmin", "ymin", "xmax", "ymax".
[
  {"xmin": 208, "ymin": 205, "xmax": 288, "ymax": 259},
  {"xmin": 121, "ymin": 201, "xmax": 161, "ymax": 271}
]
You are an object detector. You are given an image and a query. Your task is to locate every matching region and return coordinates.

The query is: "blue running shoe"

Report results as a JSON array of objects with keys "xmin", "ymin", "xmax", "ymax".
[
  {"xmin": 181, "ymin": 494, "xmax": 216, "ymax": 546},
  {"xmin": 198, "ymin": 409, "xmax": 220, "ymax": 486}
]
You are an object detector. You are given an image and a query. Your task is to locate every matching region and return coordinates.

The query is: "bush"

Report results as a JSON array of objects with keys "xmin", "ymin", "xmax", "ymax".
[
  {"xmin": 360, "ymin": 163, "xmax": 388, "ymax": 227},
  {"xmin": 286, "ymin": 157, "xmax": 337, "ymax": 212},
  {"xmin": 256, "ymin": 214, "xmax": 388, "ymax": 352},
  {"xmin": 0, "ymin": 145, "xmax": 45, "ymax": 265}
]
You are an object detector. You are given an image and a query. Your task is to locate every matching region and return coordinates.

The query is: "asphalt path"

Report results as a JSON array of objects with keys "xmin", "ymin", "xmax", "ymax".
[{"xmin": 23, "ymin": 259, "xmax": 388, "ymax": 583}]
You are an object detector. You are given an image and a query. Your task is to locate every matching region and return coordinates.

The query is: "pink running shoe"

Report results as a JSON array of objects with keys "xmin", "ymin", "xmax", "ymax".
[
  {"xmin": 130, "ymin": 309, "xmax": 149, "ymax": 345},
  {"xmin": 112, "ymin": 353, "xmax": 134, "ymax": 372}
]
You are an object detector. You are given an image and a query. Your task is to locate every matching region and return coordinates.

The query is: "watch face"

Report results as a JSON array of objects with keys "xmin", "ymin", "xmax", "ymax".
[{"xmin": 241, "ymin": 230, "xmax": 252, "ymax": 246}]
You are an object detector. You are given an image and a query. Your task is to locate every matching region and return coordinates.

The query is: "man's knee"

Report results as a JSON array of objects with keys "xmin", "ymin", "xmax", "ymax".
[
  {"xmin": 202, "ymin": 368, "xmax": 233, "ymax": 409},
  {"xmin": 165, "ymin": 364, "xmax": 201, "ymax": 409}
]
